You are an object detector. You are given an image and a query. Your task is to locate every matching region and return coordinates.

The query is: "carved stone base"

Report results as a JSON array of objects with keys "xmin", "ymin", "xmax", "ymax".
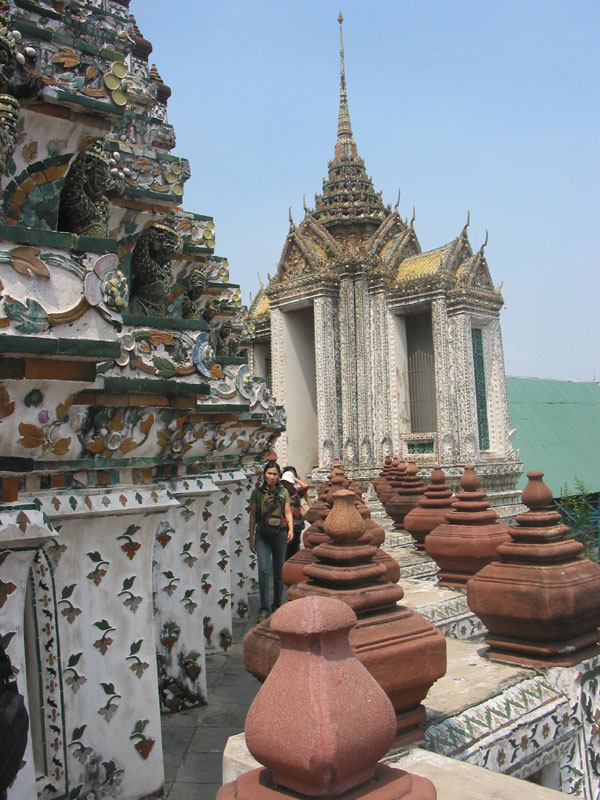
[
  {"xmin": 217, "ymin": 763, "xmax": 437, "ymax": 800},
  {"xmin": 283, "ymin": 547, "xmax": 400, "ymax": 587},
  {"xmin": 482, "ymin": 631, "xmax": 600, "ymax": 668}
]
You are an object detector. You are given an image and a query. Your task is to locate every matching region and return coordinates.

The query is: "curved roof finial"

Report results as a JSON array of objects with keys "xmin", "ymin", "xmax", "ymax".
[
  {"xmin": 393, "ymin": 188, "xmax": 401, "ymax": 213},
  {"xmin": 483, "ymin": 228, "xmax": 488, "ymax": 247},
  {"xmin": 410, "ymin": 206, "xmax": 416, "ymax": 226},
  {"xmin": 257, "ymin": 272, "xmax": 264, "ymax": 290},
  {"xmin": 465, "ymin": 209, "xmax": 470, "ymax": 228},
  {"xmin": 303, "ymin": 194, "xmax": 309, "ymax": 213},
  {"xmin": 288, "ymin": 206, "xmax": 294, "ymax": 227}
]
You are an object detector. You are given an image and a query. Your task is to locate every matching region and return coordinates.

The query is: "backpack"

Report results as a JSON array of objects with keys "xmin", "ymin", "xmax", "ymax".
[
  {"xmin": 257, "ymin": 486, "xmax": 286, "ymax": 536},
  {"xmin": 0, "ymin": 643, "xmax": 29, "ymax": 791}
]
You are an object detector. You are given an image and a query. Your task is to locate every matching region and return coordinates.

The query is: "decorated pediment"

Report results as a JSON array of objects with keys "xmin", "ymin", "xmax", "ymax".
[
  {"xmin": 439, "ymin": 227, "xmax": 473, "ymax": 281},
  {"xmin": 383, "ymin": 226, "xmax": 421, "ymax": 274},
  {"xmin": 276, "ymin": 220, "xmax": 329, "ymax": 280},
  {"xmin": 455, "ymin": 248, "xmax": 496, "ymax": 293},
  {"xmin": 300, "ymin": 214, "xmax": 340, "ymax": 258},
  {"xmin": 364, "ymin": 208, "xmax": 407, "ymax": 258}
]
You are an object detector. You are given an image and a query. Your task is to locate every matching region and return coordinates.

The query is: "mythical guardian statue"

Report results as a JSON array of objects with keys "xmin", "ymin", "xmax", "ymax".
[
  {"xmin": 128, "ymin": 213, "xmax": 180, "ymax": 316},
  {"xmin": 57, "ymin": 141, "xmax": 123, "ymax": 237},
  {"xmin": 215, "ymin": 320, "xmax": 240, "ymax": 357},
  {"xmin": 181, "ymin": 268, "xmax": 208, "ymax": 319}
]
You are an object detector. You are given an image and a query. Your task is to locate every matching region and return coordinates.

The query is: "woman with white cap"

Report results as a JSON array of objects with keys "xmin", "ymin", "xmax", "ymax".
[{"xmin": 280, "ymin": 466, "xmax": 310, "ymax": 560}]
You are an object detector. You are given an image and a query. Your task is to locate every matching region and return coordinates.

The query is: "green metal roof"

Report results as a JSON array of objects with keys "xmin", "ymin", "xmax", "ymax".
[{"xmin": 506, "ymin": 377, "xmax": 600, "ymax": 496}]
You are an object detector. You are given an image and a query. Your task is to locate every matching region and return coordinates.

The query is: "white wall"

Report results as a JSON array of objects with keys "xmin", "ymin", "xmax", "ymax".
[
  {"xmin": 252, "ymin": 342, "xmax": 270, "ymax": 386},
  {"xmin": 281, "ymin": 307, "xmax": 318, "ymax": 480}
]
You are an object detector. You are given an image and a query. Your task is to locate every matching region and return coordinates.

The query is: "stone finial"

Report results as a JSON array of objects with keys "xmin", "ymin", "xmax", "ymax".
[
  {"xmin": 460, "ymin": 464, "xmax": 480, "ymax": 492},
  {"xmin": 128, "ymin": 14, "xmax": 153, "ymax": 60},
  {"xmin": 245, "ymin": 596, "xmax": 397, "ymax": 796},
  {"xmin": 236, "ymin": 597, "xmax": 437, "ymax": 800},
  {"xmin": 385, "ymin": 460, "xmax": 425, "ymax": 531},
  {"xmin": 149, "ymin": 62, "xmax": 171, "ymax": 103},
  {"xmin": 148, "ymin": 63, "xmax": 161, "ymax": 82},
  {"xmin": 520, "ymin": 469, "xmax": 554, "ymax": 511},
  {"xmin": 404, "ymin": 465, "xmax": 455, "ymax": 551},
  {"xmin": 467, "ymin": 470, "xmax": 600, "ymax": 666},
  {"xmin": 283, "ymin": 467, "xmax": 399, "ymax": 588},
  {"xmin": 323, "ymin": 488, "xmax": 366, "ymax": 542},
  {"xmin": 424, "ymin": 463, "xmax": 511, "ymax": 588},
  {"xmin": 378, "ymin": 455, "xmax": 405, "ymax": 505}
]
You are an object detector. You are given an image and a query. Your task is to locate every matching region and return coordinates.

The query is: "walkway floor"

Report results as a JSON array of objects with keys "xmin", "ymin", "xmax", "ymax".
[{"xmin": 161, "ymin": 596, "xmax": 260, "ymax": 800}]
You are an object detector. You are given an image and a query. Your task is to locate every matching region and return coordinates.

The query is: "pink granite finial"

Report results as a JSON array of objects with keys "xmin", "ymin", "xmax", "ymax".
[{"xmin": 245, "ymin": 597, "xmax": 396, "ymax": 796}]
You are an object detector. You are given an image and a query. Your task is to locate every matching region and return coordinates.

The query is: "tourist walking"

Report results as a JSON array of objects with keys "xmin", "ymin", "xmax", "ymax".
[{"xmin": 249, "ymin": 463, "xmax": 293, "ymax": 621}]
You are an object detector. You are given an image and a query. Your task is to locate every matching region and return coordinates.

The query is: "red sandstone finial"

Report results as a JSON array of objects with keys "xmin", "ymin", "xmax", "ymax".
[
  {"xmin": 385, "ymin": 460, "xmax": 425, "ymax": 531},
  {"xmin": 425, "ymin": 465, "xmax": 510, "ymax": 588},
  {"xmin": 430, "ymin": 464, "xmax": 444, "ymax": 484},
  {"xmin": 404, "ymin": 465, "xmax": 454, "ymax": 551},
  {"xmin": 323, "ymin": 489, "xmax": 366, "ymax": 542},
  {"xmin": 245, "ymin": 596, "xmax": 397, "ymax": 796},
  {"xmin": 521, "ymin": 470, "xmax": 554, "ymax": 511},
  {"xmin": 460, "ymin": 464, "xmax": 480, "ymax": 492},
  {"xmin": 467, "ymin": 466, "xmax": 600, "ymax": 667},
  {"xmin": 238, "ymin": 597, "xmax": 437, "ymax": 799}
]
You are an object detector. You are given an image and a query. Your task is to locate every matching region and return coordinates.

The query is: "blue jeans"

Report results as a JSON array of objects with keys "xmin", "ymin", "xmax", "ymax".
[{"xmin": 255, "ymin": 528, "xmax": 288, "ymax": 613}]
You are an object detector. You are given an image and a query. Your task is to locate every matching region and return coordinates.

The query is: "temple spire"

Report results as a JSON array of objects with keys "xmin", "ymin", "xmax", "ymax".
[
  {"xmin": 312, "ymin": 12, "xmax": 386, "ymax": 230},
  {"xmin": 337, "ymin": 12, "xmax": 352, "ymax": 140}
]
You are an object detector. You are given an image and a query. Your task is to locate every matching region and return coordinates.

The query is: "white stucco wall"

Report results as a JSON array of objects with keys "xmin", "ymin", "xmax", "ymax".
[{"xmin": 280, "ymin": 307, "xmax": 318, "ymax": 480}]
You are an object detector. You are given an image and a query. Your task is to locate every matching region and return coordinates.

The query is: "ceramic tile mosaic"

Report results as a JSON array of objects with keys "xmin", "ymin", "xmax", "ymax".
[{"xmin": 417, "ymin": 593, "xmax": 486, "ymax": 641}]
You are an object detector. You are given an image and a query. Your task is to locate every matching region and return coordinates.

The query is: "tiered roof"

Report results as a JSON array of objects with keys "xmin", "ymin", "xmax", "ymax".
[{"xmin": 312, "ymin": 14, "xmax": 387, "ymax": 233}]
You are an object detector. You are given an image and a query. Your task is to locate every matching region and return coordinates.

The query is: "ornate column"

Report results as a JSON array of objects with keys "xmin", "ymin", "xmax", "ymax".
[
  {"xmin": 369, "ymin": 287, "xmax": 392, "ymax": 468},
  {"xmin": 450, "ymin": 312, "xmax": 479, "ymax": 462},
  {"xmin": 314, "ymin": 294, "xmax": 341, "ymax": 471},
  {"xmin": 485, "ymin": 316, "xmax": 513, "ymax": 458},
  {"xmin": 432, "ymin": 297, "xmax": 457, "ymax": 463},
  {"xmin": 338, "ymin": 275, "xmax": 359, "ymax": 465},
  {"xmin": 354, "ymin": 273, "xmax": 373, "ymax": 471}
]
